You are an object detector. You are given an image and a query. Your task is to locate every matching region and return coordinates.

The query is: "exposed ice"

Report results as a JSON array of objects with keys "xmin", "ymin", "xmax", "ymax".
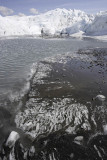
[
  {"xmin": 31, "ymin": 62, "xmax": 52, "ymax": 85},
  {"xmin": 95, "ymin": 95, "xmax": 106, "ymax": 101},
  {"xmin": 6, "ymin": 131, "xmax": 20, "ymax": 148},
  {"xmin": 103, "ymin": 125, "xmax": 107, "ymax": 135},
  {"xmin": 85, "ymin": 11, "xmax": 107, "ymax": 36},
  {"xmin": 74, "ymin": 136, "xmax": 84, "ymax": 145},
  {"xmin": 0, "ymin": 8, "xmax": 93, "ymax": 37},
  {"xmin": 0, "ymin": 8, "xmax": 107, "ymax": 40},
  {"xmin": 15, "ymin": 52, "xmax": 107, "ymax": 143},
  {"xmin": 74, "ymin": 136, "xmax": 83, "ymax": 141},
  {"xmin": 15, "ymin": 98, "xmax": 90, "ymax": 139}
]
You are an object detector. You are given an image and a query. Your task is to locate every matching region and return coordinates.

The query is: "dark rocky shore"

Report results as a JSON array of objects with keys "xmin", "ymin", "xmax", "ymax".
[{"xmin": 0, "ymin": 48, "xmax": 107, "ymax": 160}]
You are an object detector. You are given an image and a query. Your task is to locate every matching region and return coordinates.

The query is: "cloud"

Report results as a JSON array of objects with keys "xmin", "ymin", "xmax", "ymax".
[
  {"xmin": 18, "ymin": 13, "xmax": 26, "ymax": 17},
  {"xmin": 30, "ymin": 8, "xmax": 38, "ymax": 14},
  {"xmin": 0, "ymin": 6, "xmax": 14, "ymax": 16}
]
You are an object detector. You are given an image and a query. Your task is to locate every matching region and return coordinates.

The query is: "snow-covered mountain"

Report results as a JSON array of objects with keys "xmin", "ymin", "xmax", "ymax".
[
  {"xmin": 0, "ymin": 8, "xmax": 107, "ymax": 37},
  {"xmin": 0, "ymin": 8, "xmax": 93, "ymax": 36},
  {"xmin": 85, "ymin": 11, "xmax": 107, "ymax": 36}
]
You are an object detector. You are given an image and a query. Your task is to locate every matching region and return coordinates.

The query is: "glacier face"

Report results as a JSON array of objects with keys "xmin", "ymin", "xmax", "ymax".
[
  {"xmin": 85, "ymin": 11, "xmax": 107, "ymax": 36},
  {"xmin": 0, "ymin": 8, "xmax": 94, "ymax": 37},
  {"xmin": 0, "ymin": 8, "xmax": 107, "ymax": 37}
]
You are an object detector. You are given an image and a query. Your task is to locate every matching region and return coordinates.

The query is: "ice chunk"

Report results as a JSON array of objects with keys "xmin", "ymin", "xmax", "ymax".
[
  {"xmin": 95, "ymin": 95, "xmax": 106, "ymax": 101},
  {"xmin": 103, "ymin": 125, "xmax": 107, "ymax": 135},
  {"xmin": 6, "ymin": 131, "xmax": 20, "ymax": 148},
  {"xmin": 74, "ymin": 136, "xmax": 84, "ymax": 144}
]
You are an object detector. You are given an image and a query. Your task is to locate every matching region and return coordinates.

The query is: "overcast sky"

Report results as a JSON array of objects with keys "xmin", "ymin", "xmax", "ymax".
[{"xmin": 0, "ymin": 0, "xmax": 107, "ymax": 16}]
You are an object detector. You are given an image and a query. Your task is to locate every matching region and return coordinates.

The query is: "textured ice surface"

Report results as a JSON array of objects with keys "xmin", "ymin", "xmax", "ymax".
[
  {"xmin": 15, "ymin": 55, "xmax": 92, "ymax": 139},
  {"xmin": 85, "ymin": 11, "xmax": 107, "ymax": 36},
  {"xmin": 15, "ymin": 49, "xmax": 107, "ymax": 140},
  {"xmin": 1, "ymin": 49, "xmax": 107, "ymax": 159},
  {"xmin": 15, "ymin": 98, "xmax": 90, "ymax": 139},
  {"xmin": 32, "ymin": 62, "xmax": 52, "ymax": 85}
]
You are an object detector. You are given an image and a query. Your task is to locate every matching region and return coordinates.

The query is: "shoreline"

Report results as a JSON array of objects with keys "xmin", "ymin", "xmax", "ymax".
[{"xmin": 0, "ymin": 33, "xmax": 107, "ymax": 42}]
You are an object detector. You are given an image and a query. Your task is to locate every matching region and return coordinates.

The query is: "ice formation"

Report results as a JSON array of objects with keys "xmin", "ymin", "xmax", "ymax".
[
  {"xmin": 15, "ymin": 98, "xmax": 90, "ymax": 139},
  {"xmin": 6, "ymin": 131, "xmax": 20, "ymax": 148},
  {"xmin": 0, "ymin": 8, "xmax": 93, "ymax": 37},
  {"xmin": 0, "ymin": 8, "xmax": 107, "ymax": 38},
  {"xmin": 85, "ymin": 11, "xmax": 107, "ymax": 36}
]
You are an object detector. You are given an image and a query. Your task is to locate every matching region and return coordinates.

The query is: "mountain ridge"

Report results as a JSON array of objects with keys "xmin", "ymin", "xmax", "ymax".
[{"xmin": 0, "ymin": 8, "xmax": 106, "ymax": 37}]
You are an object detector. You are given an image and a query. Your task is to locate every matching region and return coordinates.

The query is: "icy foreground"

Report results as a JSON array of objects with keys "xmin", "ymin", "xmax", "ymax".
[
  {"xmin": 0, "ymin": 49, "xmax": 107, "ymax": 159},
  {"xmin": 1, "ymin": 131, "xmax": 107, "ymax": 160},
  {"xmin": 15, "ymin": 49, "xmax": 107, "ymax": 140},
  {"xmin": 15, "ymin": 60, "xmax": 91, "ymax": 139}
]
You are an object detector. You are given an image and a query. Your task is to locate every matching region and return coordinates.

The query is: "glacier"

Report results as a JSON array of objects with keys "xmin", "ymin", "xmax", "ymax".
[
  {"xmin": 85, "ymin": 11, "xmax": 107, "ymax": 36},
  {"xmin": 0, "ymin": 8, "xmax": 95, "ymax": 37},
  {"xmin": 0, "ymin": 8, "xmax": 107, "ymax": 38}
]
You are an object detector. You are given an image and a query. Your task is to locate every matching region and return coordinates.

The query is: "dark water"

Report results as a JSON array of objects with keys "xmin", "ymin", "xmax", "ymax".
[
  {"xmin": 0, "ymin": 37, "xmax": 106, "ymax": 97},
  {"xmin": 0, "ymin": 37, "xmax": 107, "ymax": 159}
]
